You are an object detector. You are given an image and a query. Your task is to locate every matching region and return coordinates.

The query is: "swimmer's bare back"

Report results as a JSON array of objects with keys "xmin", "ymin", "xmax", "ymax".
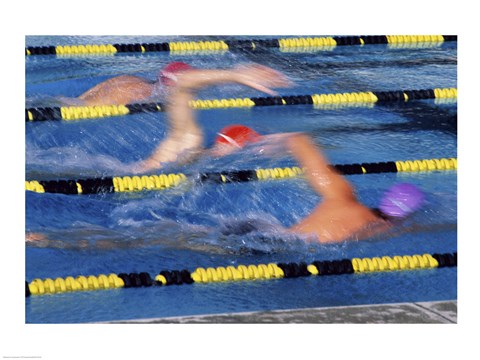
[{"xmin": 78, "ymin": 75, "xmax": 155, "ymax": 106}]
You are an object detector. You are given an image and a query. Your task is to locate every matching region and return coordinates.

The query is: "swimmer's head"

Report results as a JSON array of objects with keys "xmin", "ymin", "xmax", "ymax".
[
  {"xmin": 377, "ymin": 183, "xmax": 425, "ymax": 219},
  {"xmin": 215, "ymin": 124, "xmax": 262, "ymax": 149},
  {"xmin": 158, "ymin": 62, "xmax": 193, "ymax": 86}
]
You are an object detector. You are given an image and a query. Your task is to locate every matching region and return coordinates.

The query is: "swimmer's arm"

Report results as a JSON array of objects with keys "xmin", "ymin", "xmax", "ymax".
[
  {"xmin": 133, "ymin": 89, "xmax": 204, "ymax": 173},
  {"xmin": 286, "ymin": 133, "xmax": 356, "ymax": 201},
  {"xmin": 133, "ymin": 70, "xmax": 232, "ymax": 172},
  {"xmin": 166, "ymin": 65, "xmax": 291, "ymax": 135},
  {"xmin": 174, "ymin": 64, "xmax": 292, "ymax": 95}
]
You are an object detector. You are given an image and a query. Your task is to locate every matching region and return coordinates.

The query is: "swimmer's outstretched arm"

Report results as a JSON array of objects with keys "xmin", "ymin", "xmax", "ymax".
[
  {"xmin": 286, "ymin": 133, "xmax": 356, "ymax": 201},
  {"xmin": 134, "ymin": 65, "xmax": 292, "ymax": 173}
]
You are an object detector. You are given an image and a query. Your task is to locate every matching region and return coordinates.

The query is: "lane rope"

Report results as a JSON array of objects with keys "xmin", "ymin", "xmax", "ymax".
[
  {"xmin": 25, "ymin": 252, "xmax": 457, "ymax": 296},
  {"xmin": 25, "ymin": 157, "xmax": 457, "ymax": 195},
  {"xmin": 25, "ymin": 35, "xmax": 457, "ymax": 56},
  {"xmin": 25, "ymin": 87, "xmax": 457, "ymax": 122}
]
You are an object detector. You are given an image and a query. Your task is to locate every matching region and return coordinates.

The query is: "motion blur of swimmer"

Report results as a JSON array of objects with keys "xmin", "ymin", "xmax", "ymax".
[{"xmin": 37, "ymin": 62, "xmax": 426, "ymax": 244}]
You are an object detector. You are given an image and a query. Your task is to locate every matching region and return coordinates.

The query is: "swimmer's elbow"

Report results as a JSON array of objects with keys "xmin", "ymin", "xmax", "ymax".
[{"xmin": 286, "ymin": 133, "xmax": 355, "ymax": 199}]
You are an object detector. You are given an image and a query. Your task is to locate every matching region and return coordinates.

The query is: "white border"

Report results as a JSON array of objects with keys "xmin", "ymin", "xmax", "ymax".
[{"xmin": 3, "ymin": 1, "xmax": 477, "ymax": 359}]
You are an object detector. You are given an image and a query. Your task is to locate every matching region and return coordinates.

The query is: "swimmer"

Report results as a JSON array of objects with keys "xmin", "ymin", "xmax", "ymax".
[
  {"xmin": 26, "ymin": 174, "xmax": 425, "ymax": 246},
  {"xmin": 64, "ymin": 61, "xmax": 193, "ymax": 106},
  {"xmin": 131, "ymin": 63, "xmax": 293, "ymax": 173},
  {"xmin": 283, "ymin": 133, "xmax": 425, "ymax": 242}
]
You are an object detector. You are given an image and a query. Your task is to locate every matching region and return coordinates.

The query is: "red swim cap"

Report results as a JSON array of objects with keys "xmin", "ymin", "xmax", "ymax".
[
  {"xmin": 215, "ymin": 125, "xmax": 262, "ymax": 148},
  {"xmin": 159, "ymin": 62, "xmax": 193, "ymax": 86}
]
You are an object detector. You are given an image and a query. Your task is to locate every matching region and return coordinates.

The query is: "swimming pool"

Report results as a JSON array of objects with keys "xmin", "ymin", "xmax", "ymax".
[{"xmin": 25, "ymin": 35, "xmax": 457, "ymax": 324}]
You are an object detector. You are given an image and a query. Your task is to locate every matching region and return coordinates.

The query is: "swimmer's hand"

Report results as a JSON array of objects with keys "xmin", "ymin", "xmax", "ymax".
[{"xmin": 233, "ymin": 64, "xmax": 294, "ymax": 96}]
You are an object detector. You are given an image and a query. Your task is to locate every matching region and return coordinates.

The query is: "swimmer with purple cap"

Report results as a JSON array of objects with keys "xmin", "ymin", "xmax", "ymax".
[
  {"xmin": 376, "ymin": 183, "xmax": 425, "ymax": 219},
  {"xmin": 280, "ymin": 133, "xmax": 425, "ymax": 243}
]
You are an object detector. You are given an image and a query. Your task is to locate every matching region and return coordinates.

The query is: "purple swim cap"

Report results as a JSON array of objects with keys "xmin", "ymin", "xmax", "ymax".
[{"xmin": 379, "ymin": 183, "xmax": 425, "ymax": 218}]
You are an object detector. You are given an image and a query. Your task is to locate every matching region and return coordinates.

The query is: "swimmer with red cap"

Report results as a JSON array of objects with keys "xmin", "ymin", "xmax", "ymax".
[
  {"xmin": 132, "ymin": 63, "xmax": 293, "ymax": 172},
  {"xmin": 70, "ymin": 61, "xmax": 194, "ymax": 106}
]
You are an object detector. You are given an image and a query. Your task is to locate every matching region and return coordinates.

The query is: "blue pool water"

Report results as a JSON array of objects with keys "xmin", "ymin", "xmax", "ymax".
[{"xmin": 25, "ymin": 36, "xmax": 457, "ymax": 324}]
